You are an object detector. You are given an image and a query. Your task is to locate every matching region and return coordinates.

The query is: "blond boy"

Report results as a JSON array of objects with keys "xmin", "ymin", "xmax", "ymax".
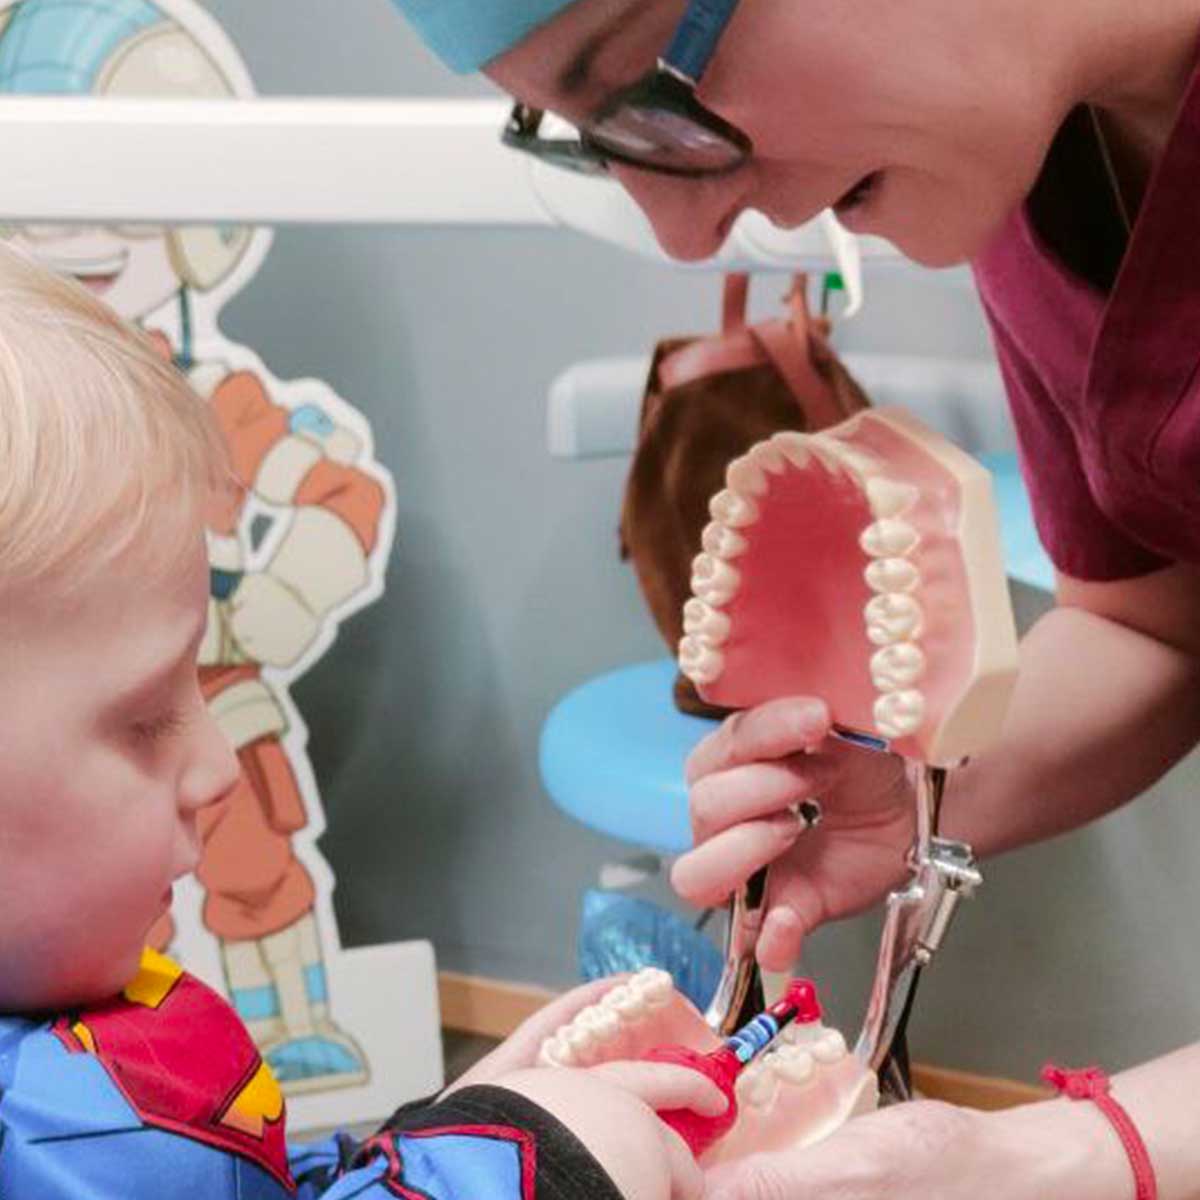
[{"xmin": 0, "ymin": 245, "xmax": 718, "ymax": 1199}]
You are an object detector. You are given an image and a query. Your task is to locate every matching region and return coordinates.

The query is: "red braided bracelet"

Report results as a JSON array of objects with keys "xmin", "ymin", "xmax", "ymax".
[{"xmin": 1041, "ymin": 1064, "xmax": 1158, "ymax": 1200}]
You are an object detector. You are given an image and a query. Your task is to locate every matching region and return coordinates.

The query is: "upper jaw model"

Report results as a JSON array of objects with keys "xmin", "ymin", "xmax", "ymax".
[
  {"xmin": 537, "ymin": 968, "xmax": 877, "ymax": 1164},
  {"xmin": 679, "ymin": 406, "xmax": 1019, "ymax": 767},
  {"xmin": 677, "ymin": 408, "xmax": 1021, "ymax": 1090}
]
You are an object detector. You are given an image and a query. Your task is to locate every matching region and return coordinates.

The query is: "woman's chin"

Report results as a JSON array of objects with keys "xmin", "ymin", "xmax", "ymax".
[
  {"xmin": 836, "ymin": 172, "xmax": 1007, "ymax": 266},
  {"xmin": 878, "ymin": 214, "xmax": 996, "ymax": 267}
]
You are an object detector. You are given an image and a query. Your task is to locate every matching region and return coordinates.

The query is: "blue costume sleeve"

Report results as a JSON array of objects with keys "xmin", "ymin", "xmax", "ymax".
[
  {"xmin": 289, "ymin": 1133, "xmax": 359, "ymax": 1198},
  {"xmin": 312, "ymin": 1086, "xmax": 627, "ymax": 1200}
]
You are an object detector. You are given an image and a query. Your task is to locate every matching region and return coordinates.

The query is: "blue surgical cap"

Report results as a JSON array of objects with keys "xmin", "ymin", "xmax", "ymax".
[{"xmin": 391, "ymin": 0, "xmax": 579, "ymax": 73}]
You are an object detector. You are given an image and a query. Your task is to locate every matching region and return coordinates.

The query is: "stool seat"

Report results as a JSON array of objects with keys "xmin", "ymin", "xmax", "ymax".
[{"xmin": 540, "ymin": 660, "xmax": 717, "ymax": 855}]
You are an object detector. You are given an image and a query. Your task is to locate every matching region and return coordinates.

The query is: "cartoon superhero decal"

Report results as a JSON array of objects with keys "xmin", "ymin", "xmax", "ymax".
[
  {"xmin": 0, "ymin": 951, "xmax": 297, "ymax": 1199},
  {"xmin": 0, "ymin": 0, "xmax": 416, "ymax": 1120},
  {"xmin": 51, "ymin": 949, "xmax": 294, "ymax": 1190}
]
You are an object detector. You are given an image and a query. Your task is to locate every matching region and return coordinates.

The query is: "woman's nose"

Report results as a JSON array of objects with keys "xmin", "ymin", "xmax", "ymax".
[{"xmin": 612, "ymin": 164, "xmax": 753, "ymax": 261}]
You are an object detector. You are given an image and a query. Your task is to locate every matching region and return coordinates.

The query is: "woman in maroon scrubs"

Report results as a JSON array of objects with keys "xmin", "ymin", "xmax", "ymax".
[{"xmin": 401, "ymin": 0, "xmax": 1200, "ymax": 1193}]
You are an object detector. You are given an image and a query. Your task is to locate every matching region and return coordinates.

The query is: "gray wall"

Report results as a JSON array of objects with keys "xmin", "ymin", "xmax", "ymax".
[{"xmin": 202, "ymin": 0, "xmax": 1200, "ymax": 1082}]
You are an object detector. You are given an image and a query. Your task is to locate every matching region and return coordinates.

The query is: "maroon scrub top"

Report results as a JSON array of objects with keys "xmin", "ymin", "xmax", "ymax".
[{"xmin": 972, "ymin": 44, "xmax": 1200, "ymax": 582}]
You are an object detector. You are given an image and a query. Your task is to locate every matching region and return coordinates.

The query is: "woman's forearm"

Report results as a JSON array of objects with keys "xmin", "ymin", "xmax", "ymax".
[
  {"xmin": 942, "ymin": 605, "xmax": 1200, "ymax": 858},
  {"xmin": 994, "ymin": 1042, "xmax": 1200, "ymax": 1200}
]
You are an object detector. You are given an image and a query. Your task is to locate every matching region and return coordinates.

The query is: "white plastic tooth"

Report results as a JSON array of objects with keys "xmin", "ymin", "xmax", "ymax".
[
  {"xmin": 827, "ymin": 442, "xmax": 879, "ymax": 480},
  {"xmin": 750, "ymin": 438, "xmax": 788, "ymax": 474},
  {"xmin": 538, "ymin": 1034, "xmax": 574, "ymax": 1067},
  {"xmin": 875, "ymin": 689, "xmax": 927, "ymax": 738},
  {"xmin": 628, "ymin": 964, "xmax": 676, "ymax": 1003},
  {"xmin": 701, "ymin": 520, "xmax": 749, "ymax": 560},
  {"xmin": 736, "ymin": 1062, "xmax": 779, "ymax": 1108},
  {"xmin": 576, "ymin": 1004, "xmax": 622, "ymax": 1042},
  {"xmin": 709, "ymin": 488, "xmax": 760, "ymax": 528},
  {"xmin": 865, "ymin": 557, "xmax": 921, "ymax": 594},
  {"xmin": 865, "ymin": 593, "xmax": 924, "ymax": 645},
  {"xmin": 773, "ymin": 431, "xmax": 811, "ymax": 468},
  {"xmin": 807, "ymin": 440, "xmax": 845, "ymax": 474},
  {"xmin": 691, "ymin": 553, "xmax": 741, "ymax": 606},
  {"xmin": 771, "ymin": 1045, "xmax": 816, "ymax": 1086},
  {"xmin": 633, "ymin": 968, "xmax": 673, "ymax": 1007},
  {"xmin": 813, "ymin": 1030, "xmax": 848, "ymax": 1064},
  {"xmin": 783, "ymin": 1021, "xmax": 822, "ymax": 1046},
  {"xmin": 683, "ymin": 598, "xmax": 732, "ymax": 645},
  {"xmin": 564, "ymin": 1023, "xmax": 598, "ymax": 1062},
  {"xmin": 601, "ymin": 985, "xmax": 638, "ymax": 1016},
  {"xmin": 726, "ymin": 454, "xmax": 769, "ymax": 497},
  {"xmin": 860, "ymin": 518, "xmax": 920, "ymax": 558},
  {"xmin": 679, "ymin": 636, "xmax": 725, "ymax": 686},
  {"xmin": 870, "ymin": 643, "xmax": 926, "ymax": 690},
  {"xmin": 867, "ymin": 477, "xmax": 920, "ymax": 519}
]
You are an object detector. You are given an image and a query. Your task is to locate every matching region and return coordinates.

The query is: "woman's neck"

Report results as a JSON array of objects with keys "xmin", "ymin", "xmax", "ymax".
[{"xmin": 1070, "ymin": 0, "xmax": 1200, "ymax": 205}]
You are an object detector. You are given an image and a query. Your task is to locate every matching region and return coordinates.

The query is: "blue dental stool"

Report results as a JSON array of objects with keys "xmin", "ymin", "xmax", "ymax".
[{"xmin": 539, "ymin": 451, "xmax": 1052, "ymax": 857}]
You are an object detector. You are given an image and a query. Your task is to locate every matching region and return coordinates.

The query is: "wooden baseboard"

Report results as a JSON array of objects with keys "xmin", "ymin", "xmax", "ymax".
[
  {"xmin": 438, "ymin": 972, "xmax": 1049, "ymax": 1110},
  {"xmin": 911, "ymin": 1063, "xmax": 1048, "ymax": 1110},
  {"xmin": 438, "ymin": 971, "xmax": 558, "ymax": 1040}
]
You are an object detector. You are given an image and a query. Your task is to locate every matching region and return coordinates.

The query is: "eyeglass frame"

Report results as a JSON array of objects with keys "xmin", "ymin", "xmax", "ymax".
[{"xmin": 501, "ymin": 0, "xmax": 751, "ymax": 179}]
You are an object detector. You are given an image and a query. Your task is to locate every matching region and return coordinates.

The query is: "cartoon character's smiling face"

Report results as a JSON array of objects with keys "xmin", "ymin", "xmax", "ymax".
[{"xmin": 7, "ymin": 224, "xmax": 179, "ymax": 321}]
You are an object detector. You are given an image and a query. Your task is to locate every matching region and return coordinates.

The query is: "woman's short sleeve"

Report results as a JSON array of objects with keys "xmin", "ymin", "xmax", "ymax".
[{"xmin": 985, "ymin": 307, "xmax": 1170, "ymax": 582}]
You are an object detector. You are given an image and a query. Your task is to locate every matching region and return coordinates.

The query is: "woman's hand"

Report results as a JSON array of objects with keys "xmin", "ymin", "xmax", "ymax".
[
  {"xmin": 671, "ymin": 696, "xmax": 915, "ymax": 970},
  {"xmin": 702, "ymin": 1097, "xmax": 1129, "ymax": 1200}
]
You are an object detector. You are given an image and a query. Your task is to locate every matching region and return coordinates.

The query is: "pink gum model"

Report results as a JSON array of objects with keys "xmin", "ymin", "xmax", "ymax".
[
  {"xmin": 679, "ymin": 408, "xmax": 1020, "ymax": 766},
  {"xmin": 537, "ymin": 970, "xmax": 877, "ymax": 1164}
]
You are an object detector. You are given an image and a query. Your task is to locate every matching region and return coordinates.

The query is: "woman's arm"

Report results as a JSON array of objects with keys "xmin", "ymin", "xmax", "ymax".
[
  {"xmin": 703, "ymin": 1041, "xmax": 1200, "ymax": 1200},
  {"xmin": 944, "ymin": 563, "xmax": 1200, "ymax": 857}
]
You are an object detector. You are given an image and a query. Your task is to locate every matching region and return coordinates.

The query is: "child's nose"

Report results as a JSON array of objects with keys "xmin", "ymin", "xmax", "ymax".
[{"xmin": 180, "ymin": 708, "xmax": 240, "ymax": 815}]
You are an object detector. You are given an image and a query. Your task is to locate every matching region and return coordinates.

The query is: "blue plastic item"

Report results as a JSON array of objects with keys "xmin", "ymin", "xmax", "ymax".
[
  {"xmin": 578, "ymin": 889, "xmax": 722, "ymax": 1011},
  {"xmin": 539, "ymin": 660, "xmax": 716, "ymax": 855},
  {"xmin": 979, "ymin": 450, "xmax": 1054, "ymax": 593},
  {"xmin": 389, "ymin": 0, "xmax": 576, "ymax": 73}
]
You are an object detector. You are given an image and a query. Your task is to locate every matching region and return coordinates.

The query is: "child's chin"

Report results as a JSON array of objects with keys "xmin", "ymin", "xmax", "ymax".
[{"xmin": 97, "ymin": 944, "xmax": 150, "ymax": 999}]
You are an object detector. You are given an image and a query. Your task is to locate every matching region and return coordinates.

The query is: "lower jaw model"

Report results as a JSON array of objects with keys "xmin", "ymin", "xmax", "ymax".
[{"xmin": 537, "ymin": 968, "xmax": 878, "ymax": 1164}]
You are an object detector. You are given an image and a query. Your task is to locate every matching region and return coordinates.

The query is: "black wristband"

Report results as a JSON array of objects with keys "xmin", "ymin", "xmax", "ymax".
[{"xmin": 364, "ymin": 1084, "xmax": 627, "ymax": 1200}]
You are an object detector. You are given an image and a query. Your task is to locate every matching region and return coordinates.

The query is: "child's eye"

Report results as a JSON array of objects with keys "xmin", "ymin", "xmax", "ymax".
[{"xmin": 131, "ymin": 709, "xmax": 186, "ymax": 743}]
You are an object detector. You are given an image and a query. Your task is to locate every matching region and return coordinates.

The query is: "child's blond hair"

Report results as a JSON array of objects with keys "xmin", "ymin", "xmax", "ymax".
[{"xmin": 0, "ymin": 243, "xmax": 229, "ymax": 596}]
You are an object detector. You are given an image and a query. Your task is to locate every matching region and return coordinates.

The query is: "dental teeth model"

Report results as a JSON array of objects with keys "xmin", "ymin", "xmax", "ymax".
[
  {"xmin": 679, "ymin": 407, "xmax": 1020, "ymax": 766},
  {"xmin": 644, "ymin": 978, "xmax": 821, "ymax": 1157},
  {"xmin": 538, "ymin": 969, "xmax": 877, "ymax": 1163}
]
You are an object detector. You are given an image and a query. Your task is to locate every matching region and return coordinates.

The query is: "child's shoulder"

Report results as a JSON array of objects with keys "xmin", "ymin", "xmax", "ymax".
[{"xmin": 0, "ymin": 949, "xmax": 296, "ymax": 1199}]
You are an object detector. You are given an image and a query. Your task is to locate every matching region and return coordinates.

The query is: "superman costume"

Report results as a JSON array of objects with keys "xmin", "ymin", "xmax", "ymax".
[{"xmin": 0, "ymin": 950, "xmax": 625, "ymax": 1200}]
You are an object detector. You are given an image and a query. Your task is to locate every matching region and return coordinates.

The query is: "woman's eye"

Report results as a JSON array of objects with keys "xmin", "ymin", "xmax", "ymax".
[{"xmin": 131, "ymin": 709, "xmax": 186, "ymax": 743}]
